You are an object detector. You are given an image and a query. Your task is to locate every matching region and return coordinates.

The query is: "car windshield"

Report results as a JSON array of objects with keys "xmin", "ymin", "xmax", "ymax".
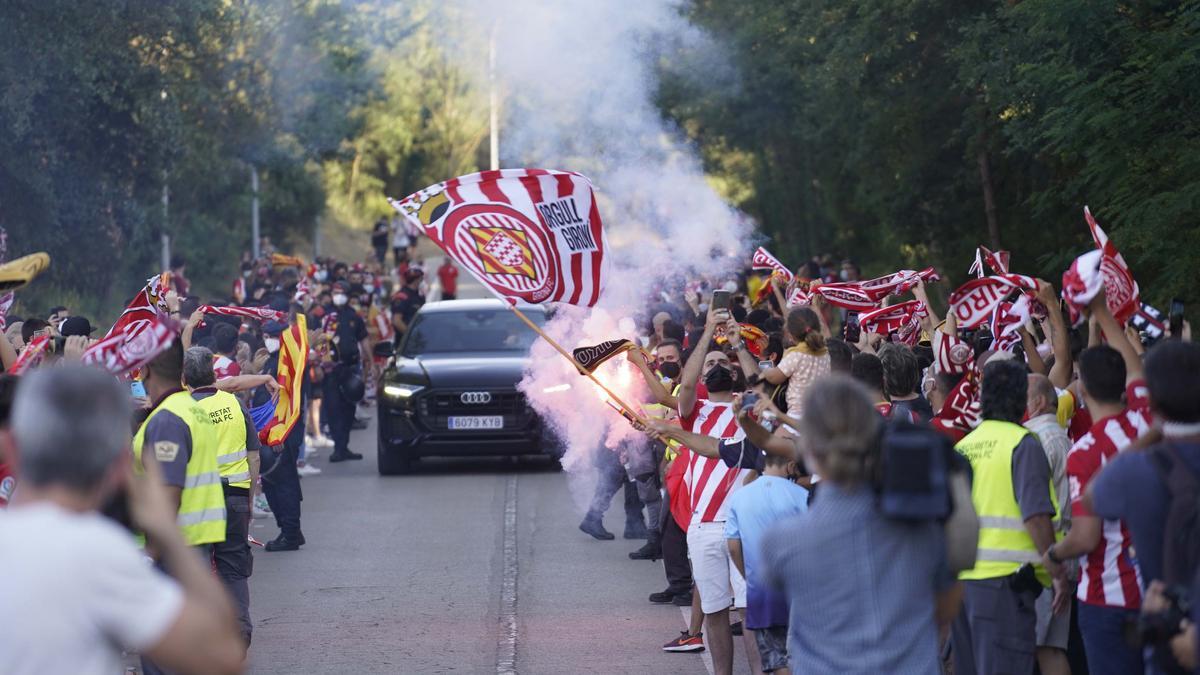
[{"xmin": 401, "ymin": 310, "xmax": 543, "ymax": 356}]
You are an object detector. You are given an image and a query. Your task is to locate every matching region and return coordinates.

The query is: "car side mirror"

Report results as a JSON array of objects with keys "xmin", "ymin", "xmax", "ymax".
[{"xmin": 373, "ymin": 341, "xmax": 394, "ymax": 358}]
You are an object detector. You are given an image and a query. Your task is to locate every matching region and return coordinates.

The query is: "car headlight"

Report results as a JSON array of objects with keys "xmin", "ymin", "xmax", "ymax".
[{"xmin": 383, "ymin": 383, "xmax": 424, "ymax": 399}]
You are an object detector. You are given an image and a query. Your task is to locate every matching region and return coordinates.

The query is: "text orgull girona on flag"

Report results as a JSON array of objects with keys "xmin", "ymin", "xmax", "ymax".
[{"xmin": 389, "ymin": 169, "xmax": 609, "ymax": 307}]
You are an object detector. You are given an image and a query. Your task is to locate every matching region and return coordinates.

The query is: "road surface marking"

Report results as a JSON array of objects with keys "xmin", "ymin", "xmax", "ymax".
[{"xmin": 496, "ymin": 474, "xmax": 519, "ymax": 674}]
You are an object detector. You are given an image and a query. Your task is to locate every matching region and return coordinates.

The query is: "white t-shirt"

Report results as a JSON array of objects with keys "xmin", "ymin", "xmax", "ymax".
[{"xmin": 0, "ymin": 503, "xmax": 183, "ymax": 675}]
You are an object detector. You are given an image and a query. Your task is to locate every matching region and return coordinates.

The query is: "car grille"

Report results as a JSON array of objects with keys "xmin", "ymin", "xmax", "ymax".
[{"xmin": 415, "ymin": 389, "xmax": 533, "ymax": 431}]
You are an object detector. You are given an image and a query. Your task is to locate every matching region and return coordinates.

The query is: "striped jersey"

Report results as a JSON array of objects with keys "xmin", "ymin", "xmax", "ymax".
[
  {"xmin": 1067, "ymin": 380, "xmax": 1151, "ymax": 608},
  {"xmin": 680, "ymin": 398, "xmax": 749, "ymax": 524}
]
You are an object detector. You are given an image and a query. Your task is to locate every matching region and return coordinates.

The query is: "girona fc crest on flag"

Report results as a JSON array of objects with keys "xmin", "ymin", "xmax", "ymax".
[
  {"xmin": 472, "ymin": 227, "xmax": 537, "ymax": 279},
  {"xmin": 389, "ymin": 169, "xmax": 609, "ymax": 307}
]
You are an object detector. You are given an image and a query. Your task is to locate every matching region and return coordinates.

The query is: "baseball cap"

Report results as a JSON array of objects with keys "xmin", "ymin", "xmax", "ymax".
[{"xmin": 59, "ymin": 316, "xmax": 96, "ymax": 337}]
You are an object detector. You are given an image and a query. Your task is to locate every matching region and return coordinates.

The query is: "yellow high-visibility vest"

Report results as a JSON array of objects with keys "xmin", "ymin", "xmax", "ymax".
[
  {"xmin": 193, "ymin": 390, "xmax": 251, "ymax": 489},
  {"xmin": 133, "ymin": 391, "xmax": 226, "ymax": 546},
  {"xmin": 955, "ymin": 419, "xmax": 1058, "ymax": 586}
]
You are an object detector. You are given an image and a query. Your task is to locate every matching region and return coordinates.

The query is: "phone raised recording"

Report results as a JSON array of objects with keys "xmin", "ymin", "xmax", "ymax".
[
  {"xmin": 711, "ymin": 290, "xmax": 732, "ymax": 312},
  {"xmin": 1169, "ymin": 298, "xmax": 1185, "ymax": 340}
]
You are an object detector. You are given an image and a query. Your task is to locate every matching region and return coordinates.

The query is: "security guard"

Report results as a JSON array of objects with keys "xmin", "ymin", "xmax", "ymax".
[
  {"xmin": 133, "ymin": 339, "xmax": 227, "ymax": 675},
  {"xmin": 950, "ymin": 358, "xmax": 1060, "ymax": 675},
  {"xmin": 183, "ymin": 345, "xmax": 260, "ymax": 646}
]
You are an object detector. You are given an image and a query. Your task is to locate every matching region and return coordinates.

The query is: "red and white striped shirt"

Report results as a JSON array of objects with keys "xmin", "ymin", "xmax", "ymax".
[
  {"xmin": 680, "ymin": 398, "xmax": 749, "ymax": 524},
  {"xmin": 213, "ymin": 355, "xmax": 241, "ymax": 381},
  {"xmin": 1067, "ymin": 380, "xmax": 1152, "ymax": 608}
]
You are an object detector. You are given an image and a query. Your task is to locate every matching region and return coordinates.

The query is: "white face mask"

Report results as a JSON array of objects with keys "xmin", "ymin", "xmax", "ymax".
[
  {"xmin": 364, "ymin": 284, "xmax": 375, "ymax": 294},
  {"xmin": 264, "ymin": 337, "xmax": 280, "ymax": 353},
  {"xmin": 315, "ymin": 270, "xmax": 328, "ymax": 282},
  {"xmin": 332, "ymin": 293, "xmax": 348, "ymax": 306}
]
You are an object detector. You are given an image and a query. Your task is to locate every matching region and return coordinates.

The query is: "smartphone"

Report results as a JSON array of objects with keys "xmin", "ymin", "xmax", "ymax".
[
  {"xmin": 1169, "ymin": 298, "xmax": 1184, "ymax": 340},
  {"xmin": 844, "ymin": 312, "xmax": 861, "ymax": 344},
  {"xmin": 758, "ymin": 359, "xmax": 774, "ymax": 371},
  {"xmin": 711, "ymin": 290, "xmax": 731, "ymax": 312},
  {"xmin": 741, "ymin": 392, "xmax": 760, "ymax": 410},
  {"xmin": 130, "ymin": 380, "xmax": 147, "ymax": 398}
]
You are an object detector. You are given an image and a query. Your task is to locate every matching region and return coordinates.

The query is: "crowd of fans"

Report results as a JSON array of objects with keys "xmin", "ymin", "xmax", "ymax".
[
  {"xmin": 0, "ymin": 208, "xmax": 1197, "ymax": 675},
  {"xmin": 577, "ymin": 253, "xmax": 1198, "ymax": 675}
]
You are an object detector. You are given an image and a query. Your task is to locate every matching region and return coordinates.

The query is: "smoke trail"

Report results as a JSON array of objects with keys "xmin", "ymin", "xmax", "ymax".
[{"xmin": 447, "ymin": 1, "xmax": 751, "ymax": 509}]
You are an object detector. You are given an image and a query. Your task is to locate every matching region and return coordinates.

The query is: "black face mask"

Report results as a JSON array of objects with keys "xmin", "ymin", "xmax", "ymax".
[
  {"xmin": 658, "ymin": 361, "xmax": 681, "ymax": 380},
  {"xmin": 704, "ymin": 365, "xmax": 735, "ymax": 392}
]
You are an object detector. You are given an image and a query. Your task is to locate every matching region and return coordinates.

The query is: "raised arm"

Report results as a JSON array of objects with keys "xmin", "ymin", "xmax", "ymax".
[
  {"xmin": 627, "ymin": 349, "xmax": 676, "ymax": 409},
  {"xmin": 648, "ymin": 420, "xmax": 720, "ymax": 458},
  {"xmin": 1090, "ymin": 289, "xmax": 1142, "ymax": 383},
  {"xmin": 677, "ymin": 310, "xmax": 721, "ymax": 415},
  {"xmin": 1037, "ymin": 281, "xmax": 1073, "ymax": 389}
]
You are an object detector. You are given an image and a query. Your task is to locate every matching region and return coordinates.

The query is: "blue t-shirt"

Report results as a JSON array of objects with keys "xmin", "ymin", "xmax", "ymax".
[
  {"xmin": 1092, "ymin": 441, "xmax": 1200, "ymax": 585},
  {"xmin": 724, "ymin": 475, "xmax": 809, "ymax": 629}
]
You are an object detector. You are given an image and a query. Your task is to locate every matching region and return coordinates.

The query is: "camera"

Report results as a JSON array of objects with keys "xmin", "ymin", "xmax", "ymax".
[{"xmin": 1137, "ymin": 584, "xmax": 1191, "ymax": 646}]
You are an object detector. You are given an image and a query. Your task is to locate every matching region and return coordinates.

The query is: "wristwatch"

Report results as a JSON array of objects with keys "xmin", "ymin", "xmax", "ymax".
[{"xmin": 1046, "ymin": 544, "xmax": 1062, "ymax": 565}]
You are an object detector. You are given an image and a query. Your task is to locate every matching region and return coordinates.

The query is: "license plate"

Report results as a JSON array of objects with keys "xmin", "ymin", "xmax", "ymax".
[{"xmin": 448, "ymin": 416, "xmax": 504, "ymax": 430}]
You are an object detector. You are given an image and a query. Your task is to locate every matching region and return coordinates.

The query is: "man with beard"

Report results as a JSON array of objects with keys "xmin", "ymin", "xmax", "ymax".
[{"xmin": 673, "ymin": 308, "xmax": 754, "ymax": 675}]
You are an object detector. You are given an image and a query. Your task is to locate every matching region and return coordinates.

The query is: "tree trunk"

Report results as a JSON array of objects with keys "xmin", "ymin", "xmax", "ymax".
[{"xmin": 977, "ymin": 147, "xmax": 1001, "ymax": 250}]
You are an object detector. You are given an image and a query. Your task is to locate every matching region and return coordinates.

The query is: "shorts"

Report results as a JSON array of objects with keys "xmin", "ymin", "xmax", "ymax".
[
  {"xmin": 1035, "ymin": 588, "xmax": 1070, "ymax": 650},
  {"xmin": 753, "ymin": 625, "xmax": 789, "ymax": 673},
  {"xmin": 686, "ymin": 521, "xmax": 746, "ymax": 614}
]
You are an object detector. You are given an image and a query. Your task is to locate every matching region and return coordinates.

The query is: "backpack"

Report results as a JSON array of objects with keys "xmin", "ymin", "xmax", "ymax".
[{"xmin": 1150, "ymin": 444, "xmax": 1200, "ymax": 586}]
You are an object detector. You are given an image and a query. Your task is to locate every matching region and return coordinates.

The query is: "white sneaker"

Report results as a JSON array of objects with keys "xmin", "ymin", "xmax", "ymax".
[
  {"xmin": 297, "ymin": 463, "xmax": 322, "ymax": 476},
  {"xmin": 314, "ymin": 435, "xmax": 334, "ymax": 448}
]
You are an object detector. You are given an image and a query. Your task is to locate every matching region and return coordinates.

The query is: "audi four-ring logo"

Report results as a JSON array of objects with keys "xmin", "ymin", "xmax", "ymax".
[{"xmin": 460, "ymin": 392, "xmax": 492, "ymax": 404}]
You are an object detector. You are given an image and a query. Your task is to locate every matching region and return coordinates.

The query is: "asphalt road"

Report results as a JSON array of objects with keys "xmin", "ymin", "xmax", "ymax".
[{"xmin": 245, "ymin": 410, "xmax": 758, "ymax": 674}]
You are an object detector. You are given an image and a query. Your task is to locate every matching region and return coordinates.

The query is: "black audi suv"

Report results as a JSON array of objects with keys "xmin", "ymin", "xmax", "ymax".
[{"xmin": 374, "ymin": 299, "xmax": 556, "ymax": 474}]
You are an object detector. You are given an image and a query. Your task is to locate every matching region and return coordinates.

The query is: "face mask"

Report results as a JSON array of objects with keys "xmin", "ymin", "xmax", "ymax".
[
  {"xmin": 332, "ymin": 293, "xmax": 348, "ymax": 306},
  {"xmin": 723, "ymin": 280, "xmax": 738, "ymax": 293},
  {"xmin": 658, "ymin": 361, "xmax": 682, "ymax": 381},
  {"xmin": 364, "ymin": 284, "xmax": 375, "ymax": 294},
  {"xmin": 704, "ymin": 365, "xmax": 735, "ymax": 393},
  {"xmin": 315, "ymin": 270, "xmax": 328, "ymax": 282},
  {"xmin": 839, "ymin": 270, "xmax": 850, "ymax": 281},
  {"xmin": 264, "ymin": 337, "xmax": 280, "ymax": 353}
]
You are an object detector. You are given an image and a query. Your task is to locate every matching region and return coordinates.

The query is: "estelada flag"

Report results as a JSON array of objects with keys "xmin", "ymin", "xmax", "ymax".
[
  {"xmin": 573, "ymin": 338, "xmax": 636, "ymax": 374},
  {"xmin": 259, "ymin": 314, "xmax": 308, "ymax": 447},
  {"xmin": 389, "ymin": 169, "xmax": 609, "ymax": 307}
]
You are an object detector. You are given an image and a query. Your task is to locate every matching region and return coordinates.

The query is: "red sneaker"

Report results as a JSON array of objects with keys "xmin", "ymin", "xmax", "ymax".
[{"xmin": 662, "ymin": 631, "xmax": 705, "ymax": 652}]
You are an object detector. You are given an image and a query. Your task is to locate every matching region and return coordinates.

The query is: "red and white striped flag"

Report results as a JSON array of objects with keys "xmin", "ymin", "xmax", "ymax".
[
  {"xmin": 786, "ymin": 286, "xmax": 810, "ymax": 307},
  {"xmin": 1062, "ymin": 207, "xmax": 1139, "ymax": 326},
  {"xmin": 751, "ymin": 247, "xmax": 794, "ymax": 281},
  {"xmin": 969, "ymin": 246, "xmax": 1010, "ymax": 278},
  {"xmin": 813, "ymin": 267, "xmax": 939, "ymax": 311},
  {"xmin": 82, "ymin": 316, "xmax": 176, "ymax": 376},
  {"xmin": 389, "ymin": 169, "xmax": 609, "ymax": 307},
  {"xmin": 199, "ymin": 305, "xmax": 287, "ymax": 324},
  {"xmin": 990, "ymin": 295, "xmax": 1031, "ymax": 352},
  {"xmin": 104, "ymin": 273, "xmax": 171, "ymax": 340}
]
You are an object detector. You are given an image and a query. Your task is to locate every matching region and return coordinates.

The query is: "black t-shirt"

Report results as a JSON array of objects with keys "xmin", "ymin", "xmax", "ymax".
[
  {"xmin": 390, "ymin": 288, "xmax": 425, "ymax": 327},
  {"xmin": 892, "ymin": 396, "xmax": 935, "ymax": 423},
  {"xmin": 371, "ymin": 221, "xmax": 389, "ymax": 248}
]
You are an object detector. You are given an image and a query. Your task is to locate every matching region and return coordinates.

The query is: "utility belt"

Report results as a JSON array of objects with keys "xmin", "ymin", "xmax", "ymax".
[{"xmin": 221, "ymin": 478, "xmax": 250, "ymax": 497}]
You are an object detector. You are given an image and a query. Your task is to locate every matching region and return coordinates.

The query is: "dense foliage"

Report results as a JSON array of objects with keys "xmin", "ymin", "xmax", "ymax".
[{"xmin": 663, "ymin": 0, "xmax": 1199, "ymax": 307}]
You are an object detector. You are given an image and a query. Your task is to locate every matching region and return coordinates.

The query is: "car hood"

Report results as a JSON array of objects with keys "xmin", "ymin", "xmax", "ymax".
[{"xmin": 406, "ymin": 352, "xmax": 531, "ymax": 389}]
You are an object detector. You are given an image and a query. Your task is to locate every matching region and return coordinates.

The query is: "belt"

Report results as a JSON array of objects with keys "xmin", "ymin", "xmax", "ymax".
[{"xmin": 221, "ymin": 481, "xmax": 250, "ymax": 496}]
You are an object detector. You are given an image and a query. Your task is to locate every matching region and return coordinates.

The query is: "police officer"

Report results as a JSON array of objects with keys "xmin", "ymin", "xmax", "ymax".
[
  {"xmin": 133, "ymin": 340, "xmax": 226, "ymax": 675},
  {"xmin": 324, "ymin": 281, "xmax": 368, "ymax": 462},
  {"xmin": 182, "ymin": 346, "xmax": 259, "ymax": 645},
  {"xmin": 951, "ymin": 358, "xmax": 1063, "ymax": 675}
]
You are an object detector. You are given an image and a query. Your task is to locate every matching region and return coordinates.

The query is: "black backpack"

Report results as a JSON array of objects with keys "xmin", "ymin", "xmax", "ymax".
[{"xmin": 1150, "ymin": 444, "xmax": 1200, "ymax": 586}]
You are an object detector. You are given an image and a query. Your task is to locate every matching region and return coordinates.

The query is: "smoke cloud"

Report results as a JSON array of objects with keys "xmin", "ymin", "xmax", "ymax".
[{"xmin": 445, "ymin": 1, "xmax": 752, "ymax": 510}]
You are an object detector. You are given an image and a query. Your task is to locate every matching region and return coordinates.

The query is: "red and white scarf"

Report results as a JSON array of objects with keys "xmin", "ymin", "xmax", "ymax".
[
  {"xmin": 969, "ymin": 246, "xmax": 1010, "ymax": 278},
  {"xmin": 751, "ymin": 247, "xmax": 794, "ymax": 282},
  {"xmin": 813, "ymin": 267, "xmax": 939, "ymax": 311},
  {"xmin": 199, "ymin": 305, "xmax": 287, "ymax": 324},
  {"xmin": 947, "ymin": 274, "xmax": 1037, "ymax": 329},
  {"xmin": 989, "ymin": 295, "xmax": 1032, "ymax": 352},
  {"xmin": 1061, "ymin": 207, "xmax": 1139, "ymax": 326},
  {"xmin": 859, "ymin": 301, "xmax": 928, "ymax": 345},
  {"xmin": 10, "ymin": 335, "xmax": 51, "ymax": 375},
  {"xmin": 82, "ymin": 317, "xmax": 176, "ymax": 376}
]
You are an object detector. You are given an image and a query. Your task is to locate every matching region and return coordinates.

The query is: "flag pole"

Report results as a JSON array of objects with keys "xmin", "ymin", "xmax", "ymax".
[{"xmin": 506, "ymin": 304, "xmax": 649, "ymax": 427}]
